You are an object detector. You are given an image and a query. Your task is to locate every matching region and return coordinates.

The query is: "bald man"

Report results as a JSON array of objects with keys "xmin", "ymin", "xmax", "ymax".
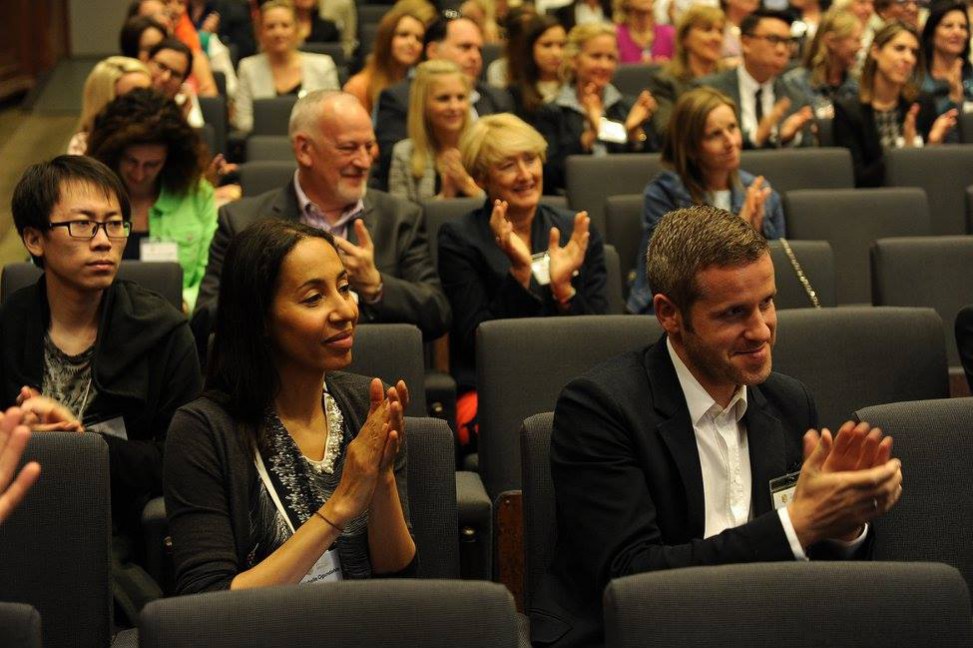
[{"xmin": 195, "ymin": 90, "xmax": 450, "ymax": 340}]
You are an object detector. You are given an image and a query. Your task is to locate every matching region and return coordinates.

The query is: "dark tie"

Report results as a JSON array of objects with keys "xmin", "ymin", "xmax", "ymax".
[{"xmin": 755, "ymin": 87, "xmax": 764, "ymax": 124}]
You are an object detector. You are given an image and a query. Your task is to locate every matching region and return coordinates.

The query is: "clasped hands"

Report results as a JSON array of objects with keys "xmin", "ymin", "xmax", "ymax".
[
  {"xmin": 787, "ymin": 421, "xmax": 903, "ymax": 549},
  {"xmin": 334, "ymin": 220, "xmax": 383, "ymax": 302},
  {"xmin": 489, "ymin": 199, "xmax": 590, "ymax": 304},
  {"xmin": 325, "ymin": 379, "xmax": 409, "ymax": 527}
]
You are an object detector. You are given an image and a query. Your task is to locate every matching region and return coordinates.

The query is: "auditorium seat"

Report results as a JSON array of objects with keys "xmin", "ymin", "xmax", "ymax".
[
  {"xmin": 476, "ymin": 316, "xmax": 663, "ymax": 501},
  {"xmin": 0, "ymin": 603, "xmax": 41, "ymax": 648},
  {"xmin": 238, "ymin": 160, "xmax": 296, "ymax": 196},
  {"xmin": 739, "ymin": 147, "xmax": 854, "ymax": 195},
  {"xmin": 251, "ymin": 96, "xmax": 299, "ymax": 137},
  {"xmin": 198, "ymin": 95, "xmax": 228, "ymax": 156},
  {"xmin": 139, "ymin": 580, "xmax": 523, "ymax": 648},
  {"xmin": 603, "ymin": 194, "xmax": 642, "ymax": 297},
  {"xmin": 564, "ymin": 154, "xmax": 663, "ymax": 231},
  {"xmin": 784, "ymin": 188, "xmax": 930, "ymax": 304},
  {"xmin": 298, "ymin": 42, "xmax": 346, "ymax": 85},
  {"xmin": 347, "ymin": 323, "xmax": 427, "ymax": 415},
  {"xmin": 245, "ymin": 135, "xmax": 293, "ymax": 162},
  {"xmin": 855, "ymin": 398, "xmax": 973, "ymax": 589},
  {"xmin": 885, "ymin": 145, "xmax": 973, "ymax": 235},
  {"xmin": 871, "ymin": 236, "xmax": 973, "ymax": 366},
  {"xmin": 520, "ymin": 412, "xmax": 556, "ymax": 612},
  {"xmin": 773, "ymin": 307, "xmax": 949, "ymax": 429},
  {"xmin": 611, "ymin": 63, "xmax": 658, "ymax": 96},
  {"xmin": 767, "ymin": 240, "xmax": 837, "ymax": 308},
  {"xmin": 603, "ymin": 562, "xmax": 972, "ymax": 648}
]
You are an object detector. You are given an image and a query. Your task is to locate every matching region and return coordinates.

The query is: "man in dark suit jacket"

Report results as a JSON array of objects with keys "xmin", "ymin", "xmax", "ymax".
[
  {"xmin": 373, "ymin": 11, "xmax": 513, "ymax": 189},
  {"xmin": 195, "ymin": 91, "xmax": 450, "ymax": 341},
  {"xmin": 532, "ymin": 206, "xmax": 903, "ymax": 648},
  {"xmin": 698, "ymin": 9, "xmax": 815, "ymax": 148}
]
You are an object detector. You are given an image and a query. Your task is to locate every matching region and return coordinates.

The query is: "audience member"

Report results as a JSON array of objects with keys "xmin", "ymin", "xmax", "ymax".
[
  {"xmin": 190, "ymin": 0, "xmax": 258, "ymax": 60},
  {"xmin": 0, "ymin": 408, "xmax": 40, "ymax": 525},
  {"xmin": 873, "ymin": 0, "xmax": 920, "ymax": 28},
  {"xmin": 699, "ymin": 9, "xmax": 815, "ymax": 148},
  {"xmin": 920, "ymin": 1, "xmax": 973, "ymax": 141},
  {"xmin": 147, "ymin": 38, "xmax": 204, "ymax": 127},
  {"xmin": 438, "ymin": 114, "xmax": 609, "ymax": 443},
  {"xmin": 318, "ymin": 0, "xmax": 357, "ymax": 60},
  {"xmin": 506, "ymin": 13, "xmax": 568, "ymax": 119},
  {"xmin": 462, "ymin": 0, "xmax": 503, "ymax": 43},
  {"xmin": 196, "ymin": 91, "xmax": 450, "ymax": 341},
  {"xmin": 292, "ymin": 0, "xmax": 339, "ymax": 44},
  {"xmin": 836, "ymin": 0, "xmax": 876, "ymax": 26},
  {"xmin": 721, "ymin": 0, "xmax": 758, "ymax": 63},
  {"xmin": 87, "ymin": 89, "xmax": 217, "ymax": 310},
  {"xmin": 551, "ymin": 0, "xmax": 614, "ymax": 31},
  {"xmin": 790, "ymin": 0, "xmax": 825, "ymax": 41},
  {"xmin": 68, "ymin": 57, "xmax": 151, "ymax": 156},
  {"xmin": 7, "ymin": 155, "xmax": 201, "ymax": 615},
  {"xmin": 233, "ymin": 0, "xmax": 340, "ymax": 133},
  {"xmin": 389, "ymin": 61, "xmax": 484, "ymax": 202},
  {"xmin": 534, "ymin": 204, "xmax": 902, "ymax": 647},
  {"xmin": 164, "ymin": 0, "xmax": 238, "ymax": 97},
  {"xmin": 957, "ymin": 305, "xmax": 973, "ymax": 392},
  {"xmin": 614, "ymin": 0, "xmax": 676, "ymax": 63},
  {"xmin": 534, "ymin": 23, "xmax": 659, "ymax": 194},
  {"xmin": 833, "ymin": 21, "xmax": 956, "ymax": 187},
  {"xmin": 165, "ymin": 219, "xmax": 415, "ymax": 593},
  {"xmin": 628, "ymin": 87, "xmax": 784, "ymax": 313},
  {"xmin": 647, "ymin": 5, "xmax": 727, "ymax": 137},
  {"xmin": 343, "ymin": 6, "xmax": 426, "ymax": 115},
  {"xmin": 782, "ymin": 9, "xmax": 863, "ymax": 118},
  {"xmin": 375, "ymin": 9, "xmax": 514, "ymax": 190},
  {"xmin": 119, "ymin": 15, "xmax": 169, "ymax": 62},
  {"xmin": 129, "ymin": 0, "xmax": 219, "ymax": 96},
  {"xmin": 485, "ymin": 5, "xmax": 539, "ymax": 88}
]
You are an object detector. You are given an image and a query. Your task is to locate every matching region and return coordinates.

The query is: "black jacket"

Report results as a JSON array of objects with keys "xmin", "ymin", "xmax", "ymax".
[
  {"xmin": 833, "ymin": 94, "xmax": 938, "ymax": 187},
  {"xmin": 0, "ymin": 278, "xmax": 202, "ymax": 534}
]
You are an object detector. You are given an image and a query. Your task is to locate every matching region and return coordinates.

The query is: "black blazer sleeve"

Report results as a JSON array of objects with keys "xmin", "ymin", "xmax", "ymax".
[
  {"xmin": 957, "ymin": 305, "xmax": 973, "ymax": 392},
  {"xmin": 834, "ymin": 99, "xmax": 884, "ymax": 188},
  {"xmin": 195, "ymin": 202, "xmax": 237, "ymax": 318},
  {"xmin": 375, "ymin": 85, "xmax": 409, "ymax": 191}
]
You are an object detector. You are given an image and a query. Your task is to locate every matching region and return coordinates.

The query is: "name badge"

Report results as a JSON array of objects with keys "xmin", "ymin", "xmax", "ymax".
[
  {"xmin": 769, "ymin": 470, "xmax": 801, "ymax": 510},
  {"xmin": 530, "ymin": 252, "xmax": 551, "ymax": 286},
  {"xmin": 300, "ymin": 547, "xmax": 343, "ymax": 585},
  {"xmin": 963, "ymin": 101, "xmax": 973, "ymax": 114},
  {"xmin": 598, "ymin": 118, "xmax": 628, "ymax": 144},
  {"xmin": 87, "ymin": 415, "xmax": 128, "ymax": 440},
  {"xmin": 140, "ymin": 239, "xmax": 179, "ymax": 262}
]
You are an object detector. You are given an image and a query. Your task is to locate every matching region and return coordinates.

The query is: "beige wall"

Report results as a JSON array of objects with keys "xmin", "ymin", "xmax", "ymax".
[{"xmin": 70, "ymin": 0, "xmax": 131, "ymax": 56}]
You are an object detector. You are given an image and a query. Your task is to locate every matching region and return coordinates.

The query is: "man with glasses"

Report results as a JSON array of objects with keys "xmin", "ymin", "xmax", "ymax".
[
  {"xmin": 147, "ymin": 38, "xmax": 204, "ymax": 127},
  {"xmin": 374, "ymin": 9, "xmax": 514, "ymax": 190},
  {"xmin": 195, "ymin": 90, "xmax": 450, "ymax": 341},
  {"xmin": 3, "ymin": 155, "xmax": 201, "ymax": 614},
  {"xmin": 699, "ymin": 9, "xmax": 815, "ymax": 148}
]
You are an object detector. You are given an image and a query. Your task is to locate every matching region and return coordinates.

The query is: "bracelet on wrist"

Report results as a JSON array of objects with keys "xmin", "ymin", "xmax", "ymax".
[{"xmin": 315, "ymin": 510, "xmax": 345, "ymax": 533}]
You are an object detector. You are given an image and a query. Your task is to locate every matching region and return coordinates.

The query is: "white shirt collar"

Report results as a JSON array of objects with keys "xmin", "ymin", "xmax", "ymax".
[
  {"xmin": 738, "ymin": 64, "xmax": 774, "ymax": 94},
  {"xmin": 667, "ymin": 337, "xmax": 748, "ymax": 426}
]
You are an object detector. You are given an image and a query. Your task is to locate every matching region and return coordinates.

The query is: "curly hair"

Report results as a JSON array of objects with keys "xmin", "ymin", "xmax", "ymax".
[{"xmin": 86, "ymin": 87, "xmax": 206, "ymax": 196}]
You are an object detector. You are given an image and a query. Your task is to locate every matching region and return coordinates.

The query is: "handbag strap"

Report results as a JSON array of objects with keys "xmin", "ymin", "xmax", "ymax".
[{"xmin": 778, "ymin": 239, "xmax": 821, "ymax": 309}]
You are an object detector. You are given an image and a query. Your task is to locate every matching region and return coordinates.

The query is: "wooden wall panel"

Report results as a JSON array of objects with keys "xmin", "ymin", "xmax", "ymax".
[{"xmin": 0, "ymin": 0, "xmax": 69, "ymax": 101}]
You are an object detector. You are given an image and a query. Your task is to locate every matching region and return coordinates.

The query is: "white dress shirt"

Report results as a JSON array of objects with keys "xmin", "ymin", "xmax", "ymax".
[{"xmin": 737, "ymin": 65, "xmax": 777, "ymax": 144}]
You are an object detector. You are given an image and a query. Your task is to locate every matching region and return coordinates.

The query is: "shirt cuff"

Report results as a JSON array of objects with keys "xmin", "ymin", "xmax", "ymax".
[
  {"xmin": 777, "ymin": 507, "xmax": 808, "ymax": 561},
  {"xmin": 822, "ymin": 523, "xmax": 869, "ymax": 557}
]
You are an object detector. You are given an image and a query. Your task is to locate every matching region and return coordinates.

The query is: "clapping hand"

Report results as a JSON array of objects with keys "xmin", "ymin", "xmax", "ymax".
[
  {"xmin": 489, "ymin": 199, "xmax": 533, "ymax": 287},
  {"xmin": 548, "ymin": 211, "xmax": 590, "ymax": 303},
  {"xmin": 624, "ymin": 90, "xmax": 657, "ymax": 136},
  {"xmin": 334, "ymin": 221, "xmax": 383, "ymax": 301},
  {"xmin": 16, "ymin": 387, "xmax": 83, "ymax": 432},
  {"xmin": 902, "ymin": 103, "xmax": 921, "ymax": 146},
  {"xmin": 0, "ymin": 407, "xmax": 41, "ymax": 524},
  {"xmin": 928, "ymin": 108, "xmax": 958, "ymax": 145},
  {"xmin": 738, "ymin": 176, "xmax": 770, "ymax": 234}
]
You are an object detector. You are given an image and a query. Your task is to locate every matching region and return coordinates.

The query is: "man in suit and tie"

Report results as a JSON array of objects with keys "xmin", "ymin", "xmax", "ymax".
[
  {"xmin": 373, "ymin": 9, "xmax": 513, "ymax": 189},
  {"xmin": 699, "ymin": 9, "xmax": 815, "ymax": 148},
  {"xmin": 195, "ymin": 90, "xmax": 451, "ymax": 341},
  {"xmin": 531, "ymin": 205, "xmax": 903, "ymax": 648}
]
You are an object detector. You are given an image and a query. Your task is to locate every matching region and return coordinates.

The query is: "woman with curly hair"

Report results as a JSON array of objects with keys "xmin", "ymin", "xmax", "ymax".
[{"xmin": 87, "ymin": 88, "xmax": 216, "ymax": 310}]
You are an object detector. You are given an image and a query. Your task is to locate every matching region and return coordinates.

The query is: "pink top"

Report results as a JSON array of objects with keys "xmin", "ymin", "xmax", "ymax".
[{"xmin": 615, "ymin": 23, "xmax": 676, "ymax": 64}]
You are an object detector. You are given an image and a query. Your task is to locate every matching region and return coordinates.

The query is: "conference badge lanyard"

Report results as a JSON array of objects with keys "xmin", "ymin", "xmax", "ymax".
[{"xmin": 254, "ymin": 450, "xmax": 343, "ymax": 584}]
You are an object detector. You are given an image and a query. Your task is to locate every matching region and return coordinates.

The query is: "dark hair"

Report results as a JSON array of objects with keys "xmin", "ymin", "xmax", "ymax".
[
  {"xmin": 508, "ymin": 11, "xmax": 562, "ymax": 116},
  {"xmin": 148, "ymin": 37, "xmax": 194, "ymax": 80},
  {"xmin": 11, "ymin": 155, "xmax": 131, "ymax": 267},
  {"xmin": 119, "ymin": 15, "xmax": 167, "ymax": 58},
  {"xmin": 424, "ymin": 10, "xmax": 479, "ymax": 52},
  {"xmin": 86, "ymin": 88, "xmax": 206, "ymax": 195},
  {"xmin": 740, "ymin": 8, "xmax": 792, "ymax": 35},
  {"xmin": 205, "ymin": 219, "xmax": 339, "ymax": 425},
  {"xmin": 921, "ymin": 2, "xmax": 971, "ymax": 77},
  {"xmin": 647, "ymin": 205, "xmax": 768, "ymax": 323}
]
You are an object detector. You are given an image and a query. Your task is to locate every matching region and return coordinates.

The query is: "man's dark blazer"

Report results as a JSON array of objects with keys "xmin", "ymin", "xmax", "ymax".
[
  {"xmin": 697, "ymin": 67, "xmax": 814, "ymax": 148},
  {"xmin": 194, "ymin": 182, "xmax": 451, "ymax": 340},
  {"xmin": 957, "ymin": 305, "xmax": 973, "ymax": 392},
  {"xmin": 530, "ymin": 336, "xmax": 871, "ymax": 648},
  {"xmin": 373, "ymin": 77, "xmax": 513, "ymax": 189}
]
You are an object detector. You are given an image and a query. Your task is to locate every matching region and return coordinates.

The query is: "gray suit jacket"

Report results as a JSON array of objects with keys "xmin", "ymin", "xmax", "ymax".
[
  {"xmin": 194, "ymin": 182, "xmax": 451, "ymax": 340},
  {"xmin": 233, "ymin": 52, "xmax": 340, "ymax": 132},
  {"xmin": 697, "ymin": 67, "xmax": 814, "ymax": 148}
]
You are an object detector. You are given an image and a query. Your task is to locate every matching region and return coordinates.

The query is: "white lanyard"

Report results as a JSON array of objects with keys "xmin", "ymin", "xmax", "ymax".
[{"xmin": 254, "ymin": 449, "xmax": 298, "ymax": 534}]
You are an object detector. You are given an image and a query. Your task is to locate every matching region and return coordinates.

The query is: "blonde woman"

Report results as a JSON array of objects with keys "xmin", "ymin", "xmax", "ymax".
[
  {"xmin": 343, "ymin": 6, "xmax": 426, "ymax": 115},
  {"xmin": 389, "ymin": 61, "xmax": 484, "ymax": 202},
  {"xmin": 233, "ymin": 0, "xmax": 339, "ymax": 132},
  {"xmin": 782, "ymin": 9, "xmax": 863, "ymax": 117},
  {"xmin": 646, "ymin": 5, "xmax": 726, "ymax": 136},
  {"xmin": 534, "ymin": 22, "xmax": 658, "ymax": 193},
  {"xmin": 68, "ymin": 57, "xmax": 151, "ymax": 155}
]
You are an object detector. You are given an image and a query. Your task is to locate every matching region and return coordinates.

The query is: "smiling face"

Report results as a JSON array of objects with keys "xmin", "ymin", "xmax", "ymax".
[
  {"xmin": 533, "ymin": 25, "xmax": 567, "ymax": 80},
  {"xmin": 660, "ymin": 252, "xmax": 777, "ymax": 405},
  {"xmin": 933, "ymin": 9, "xmax": 970, "ymax": 59},
  {"xmin": 268, "ymin": 237, "xmax": 360, "ymax": 375},
  {"xmin": 827, "ymin": 22, "xmax": 864, "ymax": 70},
  {"xmin": 574, "ymin": 33, "xmax": 618, "ymax": 91},
  {"xmin": 261, "ymin": 6, "xmax": 298, "ymax": 55},
  {"xmin": 696, "ymin": 103, "xmax": 742, "ymax": 180},
  {"xmin": 684, "ymin": 20, "xmax": 725, "ymax": 67},
  {"xmin": 482, "ymin": 150, "xmax": 543, "ymax": 214},
  {"xmin": 425, "ymin": 73, "xmax": 470, "ymax": 139},
  {"xmin": 390, "ymin": 15, "xmax": 425, "ymax": 67},
  {"xmin": 872, "ymin": 29, "xmax": 919, "ymax": 87}
]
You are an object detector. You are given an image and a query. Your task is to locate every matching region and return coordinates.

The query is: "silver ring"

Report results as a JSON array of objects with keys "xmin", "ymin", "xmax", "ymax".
[{"xmin": 872, "ymin": 498, "xmax": 879, "ymax": 511}]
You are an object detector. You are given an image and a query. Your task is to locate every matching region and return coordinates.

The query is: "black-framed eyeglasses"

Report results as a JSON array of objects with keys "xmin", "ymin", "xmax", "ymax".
[
  {"xmin": 743, "ymin": 33, "xmax": 800, "ymax": 46},
  {"xmin": 49, "ymin": 220, "xmax": 132, "ymax": 239}
]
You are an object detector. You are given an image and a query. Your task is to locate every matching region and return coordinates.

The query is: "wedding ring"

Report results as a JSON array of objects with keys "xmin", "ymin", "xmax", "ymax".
[{"xmin": 872, "ymin": 498, "xmax": 879, "ymax": 511}]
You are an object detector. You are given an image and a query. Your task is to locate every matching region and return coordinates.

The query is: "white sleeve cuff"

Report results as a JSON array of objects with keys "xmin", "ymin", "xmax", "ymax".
[
  {"xmin": 778, "ymin": 507, "xmax": 808, "ymax": 561},
  {"xmin": 823, "ymin": 523, "xmax": 869, "ymax": 557}
]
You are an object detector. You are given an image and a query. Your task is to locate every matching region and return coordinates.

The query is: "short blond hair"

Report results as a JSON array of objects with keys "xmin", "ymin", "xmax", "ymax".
[
  {"xmin": 563, "ymin": 23, "xmax": 618, "ymax": 84},
  {"xmin": 407, "ymin": 60, "xmax": 471, "ymax": 180},
  {"xmin": 78, "ymin": 56, "xmax": 150, "ymax": 133},
  {"xmin": 460, "ymin": 113, "xmax": 548, "ymax": 181}
]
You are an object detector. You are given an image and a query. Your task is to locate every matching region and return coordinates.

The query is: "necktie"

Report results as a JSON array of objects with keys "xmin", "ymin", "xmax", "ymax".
[{"xmin": 755, "ymin": 87, "xmax": 765, "ymax": 124}]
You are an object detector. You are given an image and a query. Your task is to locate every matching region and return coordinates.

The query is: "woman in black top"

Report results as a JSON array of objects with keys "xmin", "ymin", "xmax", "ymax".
[
  {"xmin": 165, "ymin": 219, "xmax": 415, "ymax": 593},
  {"xmin": 833, "ymin": 21, "xmax": 956, "ymax": 187}
]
